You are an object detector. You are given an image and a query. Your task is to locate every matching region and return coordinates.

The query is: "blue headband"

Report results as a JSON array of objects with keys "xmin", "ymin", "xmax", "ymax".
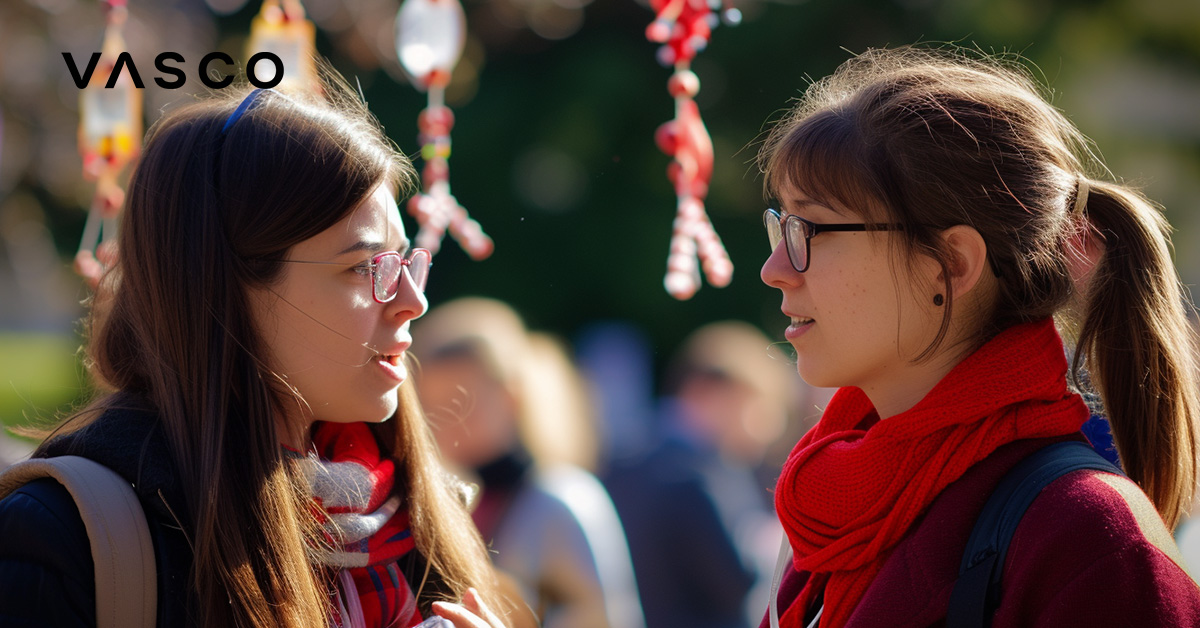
[{"xmin": 220, "ymin": 88, "xmax": 269, "ymax": 135}]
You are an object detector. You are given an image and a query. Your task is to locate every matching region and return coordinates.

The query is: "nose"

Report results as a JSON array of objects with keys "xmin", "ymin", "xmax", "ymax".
[
  {"xmin": 761, "ymin": 240, "xmax": 801, "ymax": 290},
  {"xmin": 386, "ymin": 271, "xmax": 428, "ymax": 323}
]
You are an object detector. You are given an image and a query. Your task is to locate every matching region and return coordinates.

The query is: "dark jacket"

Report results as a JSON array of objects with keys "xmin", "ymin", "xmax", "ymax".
[
  {"xmin": 761, "ymin": 436, "xmax": 1200, "ymax": 627},
  {"xmin": 0, "ymin": 405, "xmax": 197, "ymax": 627},
  {"xmin": 606, "ymin": 431, "xmax": 760, "ymax": 628}
]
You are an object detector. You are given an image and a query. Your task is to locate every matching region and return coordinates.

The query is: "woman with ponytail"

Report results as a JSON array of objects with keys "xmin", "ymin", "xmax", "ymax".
[
  {"xmin": 757, "ymin": 46, "xmax": 1200, "ymax": 627},
  {"xmin": 0, "ymin": 68, "xmax": 512, "ymax": 628}
]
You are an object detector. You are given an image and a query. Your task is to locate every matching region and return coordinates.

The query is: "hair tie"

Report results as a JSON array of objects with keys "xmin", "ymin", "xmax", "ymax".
[{"xmin": 1072, "ymin": 177, "xmax": 1090, "ymax": 216}]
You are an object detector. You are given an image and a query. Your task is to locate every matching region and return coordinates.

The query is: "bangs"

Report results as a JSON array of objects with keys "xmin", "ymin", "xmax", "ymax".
[{"xmin": 762, "ymin": 109, "xmax": 888, "ymax": 222}]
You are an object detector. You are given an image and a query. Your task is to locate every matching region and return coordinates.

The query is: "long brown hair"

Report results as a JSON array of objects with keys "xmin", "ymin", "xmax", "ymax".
[
  {"xmin": 758, "ymin": 46, "xmax": 1200, "ymax": 529},
  {"xmin": 45, "ymin": 70, "xmax": 500, "ymax": 626}
]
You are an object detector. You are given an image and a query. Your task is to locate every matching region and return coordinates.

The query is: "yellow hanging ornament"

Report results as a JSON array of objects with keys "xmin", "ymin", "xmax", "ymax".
[
  {"xmin": 246, "ymin": 0, "xmax": 318, "ymax": 93},
  {"xmin": 75, "ymin": 0, "xmax": 142, "ymax": 286}
]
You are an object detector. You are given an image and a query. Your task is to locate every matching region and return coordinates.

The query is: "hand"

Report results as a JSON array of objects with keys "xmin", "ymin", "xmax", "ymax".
[{"xmin": 431, "ymin": 588, "xmax": 509, "ymax": 628}]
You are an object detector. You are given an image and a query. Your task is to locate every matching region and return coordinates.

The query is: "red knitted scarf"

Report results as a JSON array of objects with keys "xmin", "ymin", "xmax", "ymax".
[
  {"xmin": 307, "ymin": 421, "xmax": 424, "ymax": 628},
  {"xmin": 775, "ymin": 318, "xmax": 1088, "ymax": 628}
]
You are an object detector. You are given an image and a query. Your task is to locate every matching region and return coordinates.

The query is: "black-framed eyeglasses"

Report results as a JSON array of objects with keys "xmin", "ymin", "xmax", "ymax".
[
  {"xmin": 279, "ymin": 248, "xmax": 432, "ymax": 303},
  {"xmin": 764, "ymin": 208, "xmax": 903, "ymax": 273}
]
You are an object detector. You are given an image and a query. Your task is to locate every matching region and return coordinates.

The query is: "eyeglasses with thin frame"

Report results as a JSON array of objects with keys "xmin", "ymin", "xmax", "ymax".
[
  {"xmin": 764, "ymin": 208, "xmax": 903, "ymax": 273},
  {"xmin": 277, "ymin": 248, "xmax": 432, "ymax": 303}
]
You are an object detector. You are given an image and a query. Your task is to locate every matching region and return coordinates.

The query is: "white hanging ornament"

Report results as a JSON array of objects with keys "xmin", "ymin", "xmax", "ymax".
[
  {"xmin": 395, "ymin": 0, "xmax": 466, "ymax": 92},
  {"xmin": 395, "ymin": 0, "xmax": 493, "ymax": 260}
]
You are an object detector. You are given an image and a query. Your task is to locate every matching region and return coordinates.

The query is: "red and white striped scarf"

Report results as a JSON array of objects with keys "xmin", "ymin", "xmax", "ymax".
[{"xmin": 304, "ymin": 421, "xmax": 424, "ymax": 628}]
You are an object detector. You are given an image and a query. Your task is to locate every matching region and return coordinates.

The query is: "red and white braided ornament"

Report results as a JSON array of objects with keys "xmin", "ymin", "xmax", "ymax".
[
  {"xmin": 647, "ymin": 0, "xmax": 734, "ymax": 299},
  {"xmin": 396, "ymin": 0, "xmax": 493, "ymax": 260}
]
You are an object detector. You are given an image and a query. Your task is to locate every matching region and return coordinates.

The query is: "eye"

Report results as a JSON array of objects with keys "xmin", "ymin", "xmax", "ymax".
[{"xmin": 351, "ymin": 260, "xmax": 373, "ymax": 278}]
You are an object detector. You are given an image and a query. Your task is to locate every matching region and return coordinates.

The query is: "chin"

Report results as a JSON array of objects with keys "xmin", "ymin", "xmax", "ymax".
[
  {"xmin": 376, "ymin": 393, "xmax": 400, "ymax": 422},
  {"xmin": 319, "ymin": 395, "xmax": 398, "ymax": 425},
  {"xmin": 359, "ymin": 398, "xmax": 398, "ymax": 423},
  {"xmin": 796, "ymin": 364, "xmax": 840, "ymax": 390}
]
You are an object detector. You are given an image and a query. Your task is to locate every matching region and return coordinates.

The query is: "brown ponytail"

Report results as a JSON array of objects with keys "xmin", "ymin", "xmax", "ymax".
[{"xmin": 1072, "ymin": 180, "xmax": 1200, "ymax": 529}]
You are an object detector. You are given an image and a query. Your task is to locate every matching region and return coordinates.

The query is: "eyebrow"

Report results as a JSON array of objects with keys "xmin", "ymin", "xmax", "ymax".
[
  {"xmin": 781, "ymin": 198, "xmax": 845, "ymax": 218},
  {"xmin": 335, "ymin": 238, "xmax": 411, "ymax": 257}
]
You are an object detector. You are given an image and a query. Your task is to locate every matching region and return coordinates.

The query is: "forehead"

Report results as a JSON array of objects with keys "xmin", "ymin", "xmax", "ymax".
[
  {"xmin": 308, "ymin": 184, "xmax": 406, "ymax": 254},
  {"xmin": 773, "ymin": 178, "xmax": 846, "ymax": 219},
  {"xmin": 343, "ymin": 184, "xmax": 404, "ymax": 238}
]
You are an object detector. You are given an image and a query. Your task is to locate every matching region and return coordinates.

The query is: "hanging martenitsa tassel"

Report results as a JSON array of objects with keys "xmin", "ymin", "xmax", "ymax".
[
  {"xmin": 646, "ymin": 0, "xmax": 734, "ymax": 300},
  {"xmin": 74, "ymin": 0, "xmax": 142, "ymax": 287},
  {"xmin": 246, "ymin": 0, "xmax": 318, "ymax": 93},
  {"xmin": 394, "ymin": 0, "xmax": 493, "ymax": 260}
]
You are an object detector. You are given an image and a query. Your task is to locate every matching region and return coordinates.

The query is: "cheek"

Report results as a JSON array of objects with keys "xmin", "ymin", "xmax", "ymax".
[
  {"xmin": 289, "ymin": 296, "xmax": 377, "ymax": 359},
  {"xmin": 813, "ymin": 265, "xmax": 882, "ymax": 325},
  {"xmin": 813, "ymin": 262, "xmax": 907, "ymax": 357},
  {"xmin": 262, "ymin": 302, "xmax": 378, "ymax": 414}
]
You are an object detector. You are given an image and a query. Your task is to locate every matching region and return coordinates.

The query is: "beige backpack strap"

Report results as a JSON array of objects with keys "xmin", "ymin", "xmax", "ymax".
[{"xmin": 0, "ymin": 455, "xmax": 157, "ymax": 628}]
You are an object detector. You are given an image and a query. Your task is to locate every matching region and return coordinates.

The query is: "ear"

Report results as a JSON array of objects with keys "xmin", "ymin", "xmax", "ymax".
[{"xmin": 937, "ymin": 225, "xmax": 990, "ymax": 299}]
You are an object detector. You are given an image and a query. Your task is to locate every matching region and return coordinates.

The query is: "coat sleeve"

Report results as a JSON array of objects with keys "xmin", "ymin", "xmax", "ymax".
[{"xmin": 0, "ymin": 478, "xmax": 97, "ymax": 628}]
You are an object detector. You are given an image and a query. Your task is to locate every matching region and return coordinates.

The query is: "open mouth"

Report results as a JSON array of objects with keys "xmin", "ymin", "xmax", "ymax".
[
  {"xmin": 373, "ymin": 352, "xmax": 409, "ymax": 383},
  {"xmin": 791, "ymin": 316, "xmax": 815, "ymax": 326}
]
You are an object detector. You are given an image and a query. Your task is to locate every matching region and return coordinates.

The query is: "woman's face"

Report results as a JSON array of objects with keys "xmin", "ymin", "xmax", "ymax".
[
  {"xmin": 252, "ymin": 184, "xmax": 427, "ymax": 445},
  {"xmin": 760, "ymin": 179, "xmax": 944, "ymax": 417}
]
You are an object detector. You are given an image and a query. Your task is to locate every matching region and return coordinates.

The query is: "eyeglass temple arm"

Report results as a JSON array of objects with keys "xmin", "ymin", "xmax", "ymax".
[{"xmin": 810, "ymin": 223, "xmax": 904, "ymax": 233}]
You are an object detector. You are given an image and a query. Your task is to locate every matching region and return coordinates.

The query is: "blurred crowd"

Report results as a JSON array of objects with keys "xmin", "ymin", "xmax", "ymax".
[{"xmin": 407, "ymin": 296, "xmax": 834, "ymax": 628}]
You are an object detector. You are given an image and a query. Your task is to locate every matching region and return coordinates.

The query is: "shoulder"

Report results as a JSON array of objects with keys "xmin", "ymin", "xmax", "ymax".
[
  {"xmin": 531, "ymin": 465, "xmax": 616, "ymax": 513},
  {"xmin": 1013, "ymin": 469, "xmax": 1191, "ymax": 575},
  {"xmin": 513, "ymin": 465, "xmax": 620, "ymax": 532},
  {"xmin": 41, "ymin": 403, "xmax": 186, "ymax": 519},
  {"xmin": 497, "ymin": 466, "xmax": 627, "ymax": 564},
  {"xmin": 996, "ymin": 469, "xmax": 1200, "ymax": 626},
  {"xmin": 0, "ymin": 478, "xmax": 94, "ymax": 571},
  {"xmin": 0, "ymin": 478, "xmax": 96, "ymax": 627}
]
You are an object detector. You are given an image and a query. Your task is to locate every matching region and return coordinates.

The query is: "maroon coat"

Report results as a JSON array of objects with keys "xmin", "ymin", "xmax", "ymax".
[{"xmin": 762, "ymin": 436, "xmax": 1200, "ymax": 627}]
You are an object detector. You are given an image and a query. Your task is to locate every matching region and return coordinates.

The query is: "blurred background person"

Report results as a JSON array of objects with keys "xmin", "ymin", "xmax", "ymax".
[
  {"xmin": 604, "ymin": 321, "xmax": 818, "ymax": 628},
  {"xmin": 414, "ymin": 296, "xmax": 645, "ymax": 628}
]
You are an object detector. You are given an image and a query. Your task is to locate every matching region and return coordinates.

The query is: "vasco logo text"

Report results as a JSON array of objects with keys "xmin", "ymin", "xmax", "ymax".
[{"xmin": 63, "ymin": 51, "xmax": 284, "ymax": 89}]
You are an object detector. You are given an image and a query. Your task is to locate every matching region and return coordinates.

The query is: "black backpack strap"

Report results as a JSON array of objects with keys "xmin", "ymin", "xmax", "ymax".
[{"xmin": 946, "ymin": 440, "xmax": 1124, "ymax": 628}]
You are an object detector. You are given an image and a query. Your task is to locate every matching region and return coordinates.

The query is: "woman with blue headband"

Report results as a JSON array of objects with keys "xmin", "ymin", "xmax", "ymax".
[{"xmin": 0, "ymin": 72, "xmax": 517, "ymax": 628}]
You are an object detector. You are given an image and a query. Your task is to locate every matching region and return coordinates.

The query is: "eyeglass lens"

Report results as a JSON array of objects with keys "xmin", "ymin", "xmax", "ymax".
[
  {"xmin": 373, "ymin": 250, "xmax": 430, "ymax": 302},
  {"xmin": 785, "ymin": 217, "xmax": 808, "ymax": 271},
  {"xmin": 764, "ymin": 211, "xmax": 809, "ymax": 272}
]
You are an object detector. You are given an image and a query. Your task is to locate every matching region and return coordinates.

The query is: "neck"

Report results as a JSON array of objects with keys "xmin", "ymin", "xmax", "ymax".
[
  {"xmin": 277, "ymin": 415, "xmax": 313, "ymax": 452},
  {"xmin": 861, "ymin": 345, "xmax": 972, "ymax": 420}
]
